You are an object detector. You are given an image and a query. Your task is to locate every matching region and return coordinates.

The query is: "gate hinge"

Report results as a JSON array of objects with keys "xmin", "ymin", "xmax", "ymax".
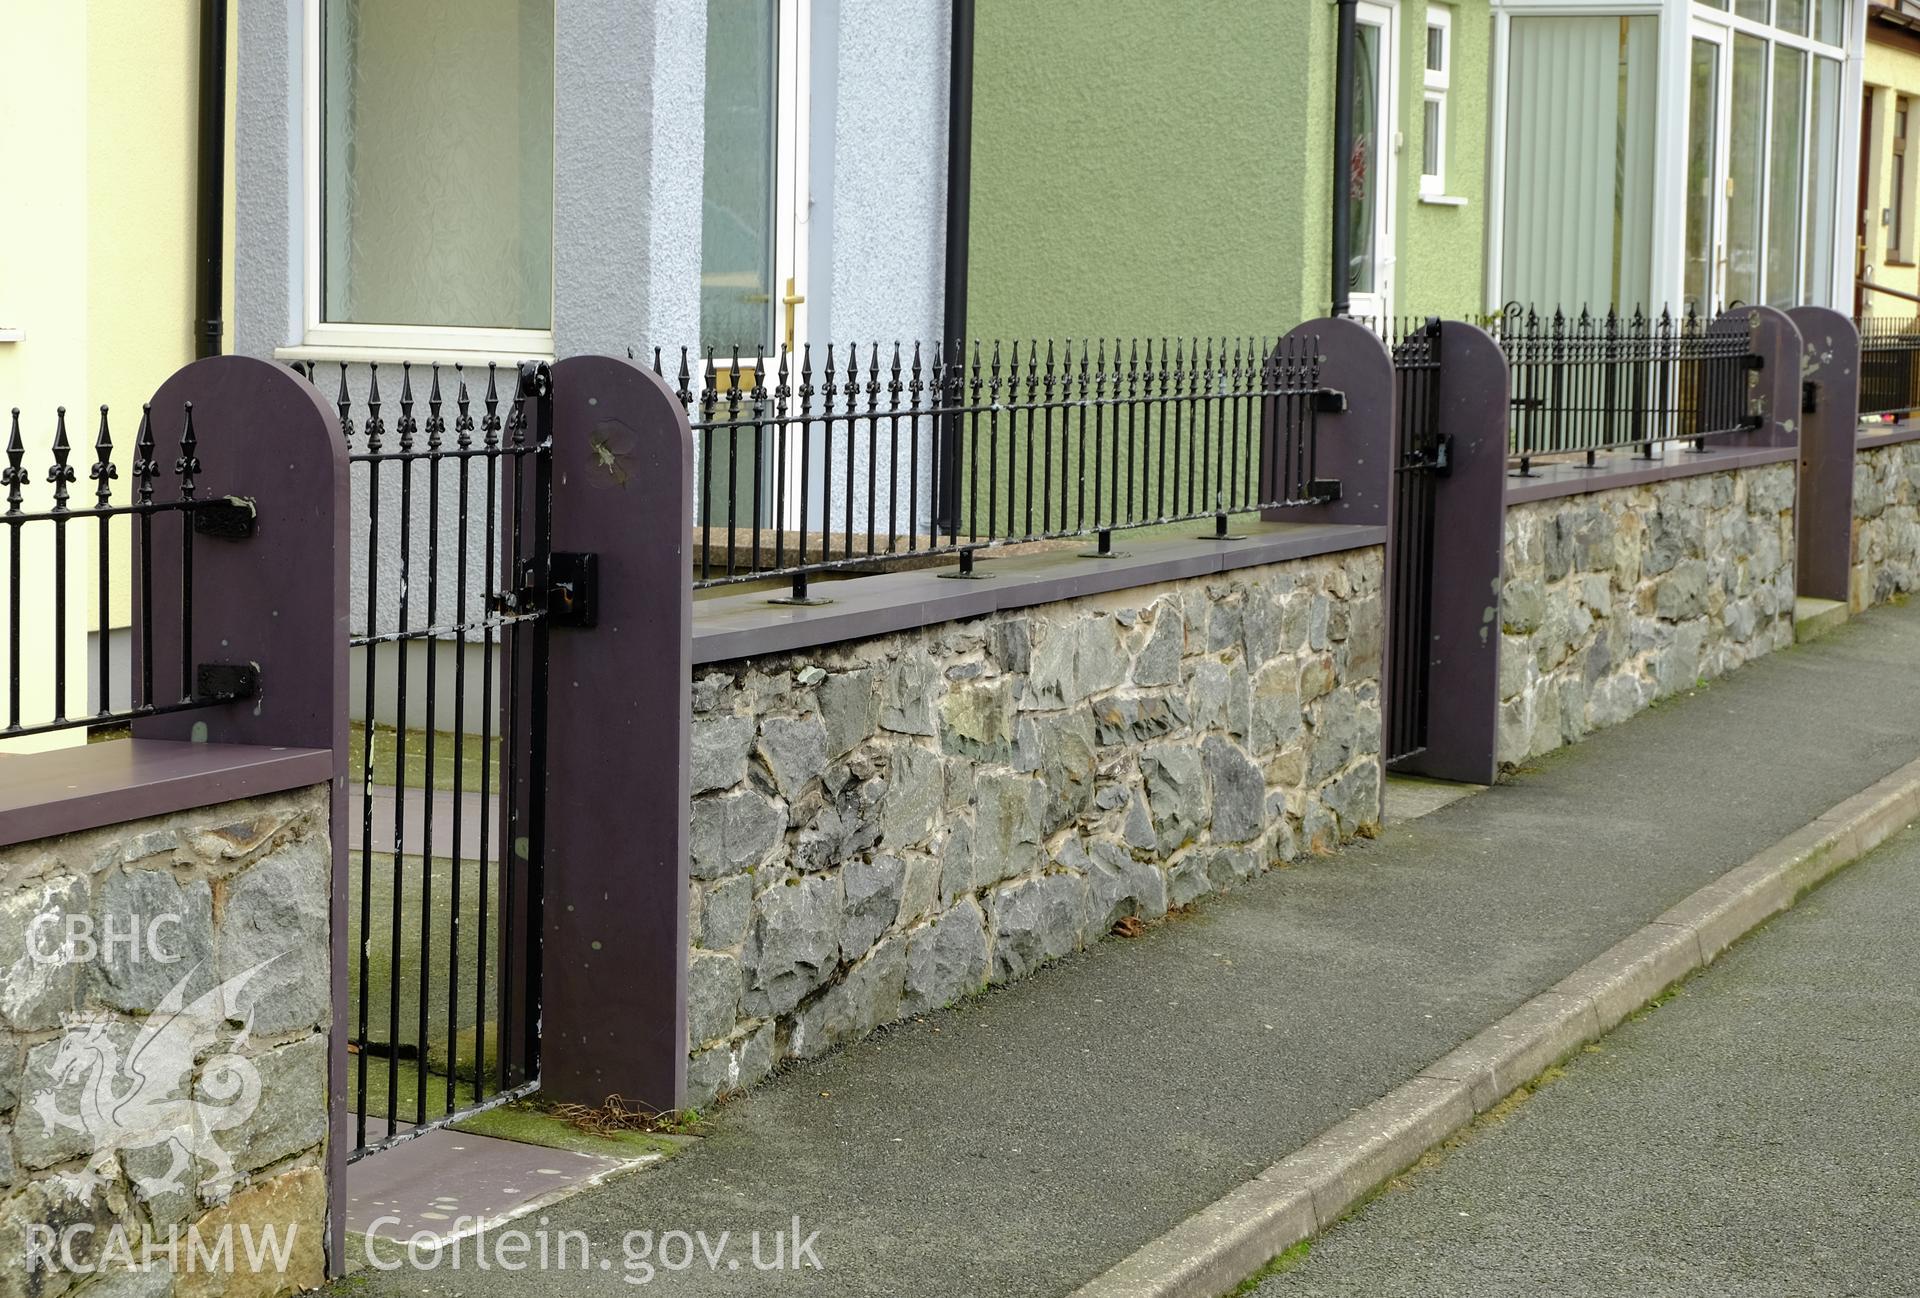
[
  {"xmin": 1802, "ymin": 380, "xmax": 1819, "ymax": 415},
  {"xmin": 1311, "ymin": 388, "xmax": 1348, "ymax": 414},
  {"xmin": 196, "ymin": 662, "xmax": 259, "ymax": 703},
  {"xmin": 1743, "ymin": 353, "xmax": 1766, "ymax": 372},
  {"xmin": 548, "ymin": 552, "xmax": 599, "ymax": 627},
  {"xmin": 192, "ymin": 496, "xmax": 257, "ymax": 539}
]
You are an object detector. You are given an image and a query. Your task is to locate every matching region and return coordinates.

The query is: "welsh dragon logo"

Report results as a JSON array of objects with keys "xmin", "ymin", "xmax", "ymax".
[{"xmin": 32, "ymin": 958, "xmax": 274, "ymax": 1205}]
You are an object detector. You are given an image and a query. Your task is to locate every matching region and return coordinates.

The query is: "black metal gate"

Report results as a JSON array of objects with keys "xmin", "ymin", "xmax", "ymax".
[
  {"xmin": 1385, "ymin": 320, "xmax": 1444, "ymax": 767},
  {"xmin": 319, "ymin": 359, "xmax": 555, "ymax": 1161}
]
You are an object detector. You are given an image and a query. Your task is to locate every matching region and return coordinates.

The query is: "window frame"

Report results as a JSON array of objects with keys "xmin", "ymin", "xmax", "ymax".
[
  {"xmin": 1894, "ymin": 95, "xmax": 1912, "ymax": 261},
  {"xmin": 292, "ymin": 0, "xmax": 556, "ymax": 362},
  {"xmin": 1422, "ymin": 5, "xmax": 1452, "ymax": 197}
]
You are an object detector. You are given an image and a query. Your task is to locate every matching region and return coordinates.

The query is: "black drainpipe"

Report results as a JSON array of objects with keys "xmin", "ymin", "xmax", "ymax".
[
  {"xmin": 1330, "ymin": 0, "xmax": 1357, "ymax": 317},
  {"xmin": 194, "ymin": 0, "xmax": 228, "ymax": 358},
  {"xmin": 937, "ymin": 0, "xmax": 975, "ymax": 534}
]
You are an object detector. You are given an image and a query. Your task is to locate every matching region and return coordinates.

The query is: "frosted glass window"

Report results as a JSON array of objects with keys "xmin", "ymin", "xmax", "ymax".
[
  {"xmin": 1813, "ymin": 0, "xmax": 1844, "ymax": 46},
  {"xmin": 1803, "ymin": 55, "xmax": 1841, "ymax": 304},
  {"xmin": 701, "ymin": 1, "xmax": 778, "ymax": 354},
  {"xmin": 320, "ymin": 0, "xmax": 554, "ymax": 331},
  {"xmin": 1765, "ymin": 46, "xmax": 1807, "ymax": 306},
  {"xmin": 1725, "ymin": 34, "xmax": 1767, "ymax": 307},
  {"xmin": 1684, "ymin": 38, "xmax": 1720, "ymax": 311},
  {"xmin": 1501, "ymin": 15, "xmax": 1658, "ymax": 310}
]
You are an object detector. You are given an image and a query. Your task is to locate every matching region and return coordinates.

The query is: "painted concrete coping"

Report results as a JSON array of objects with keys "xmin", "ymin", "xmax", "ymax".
[
  {"xmin": 1857, "ymin": 419, "xmax": 1920, "ymax": 451},
  {"xmin": 1504, "ymin": 446, "xmax": 1798, "ymax": 506},
  {"xmin": 690, "ymin": 522, "xmax": 1387, "ymax": 666},
  {"xmin": 0, "ymin": 738, "xmax": 334, "ymax": 847}
]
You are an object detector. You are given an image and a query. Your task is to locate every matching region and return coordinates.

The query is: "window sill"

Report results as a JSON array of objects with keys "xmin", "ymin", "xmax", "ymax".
[
  {"xmin": 275, "ymin": 342, "xmax": 556, "ymax": 368},
  {"xmin": 1418, "ymin": 194, "xmax": 1470, "ymax": 207},
  {"xmin": 0, "ymin": 327, "xmax": 22, "ymax": 343},
  {"xmin": 1884, "ymin": 259, "xmax": 1917, "ymax": 268}
]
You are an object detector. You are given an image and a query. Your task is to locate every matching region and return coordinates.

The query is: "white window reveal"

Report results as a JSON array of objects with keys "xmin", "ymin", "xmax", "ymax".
[
  {"xmin": 301, "ymin": 0, "xmax": 556, "ymax": 359},
  {"xmin": 1422, "ymin": 5, "xmax": 1452, "ymax": 199}
]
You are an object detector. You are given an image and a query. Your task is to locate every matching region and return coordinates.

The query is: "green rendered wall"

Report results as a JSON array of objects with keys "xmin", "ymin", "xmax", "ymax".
[
  {"xmin": 967, "ymin": 0, "xmax": 1334, "ymax": 343},
  {"xmin": 1397, "ymin": 0, "xmax": 1491, "ymax": 321},
  {"xmin": 967, "ymin": 0, "xmax": 1490, "ymax": 341}
]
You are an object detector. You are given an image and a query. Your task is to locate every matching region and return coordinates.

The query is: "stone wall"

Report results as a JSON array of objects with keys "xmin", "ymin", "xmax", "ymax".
[
  {"xmin": 1852, "ymin": 439, "xmax": 1920, "ymax": 611},
  {"xmin": 1498, "ymin": 463, "xmax": 1796, "ymax": 766},
  {"xmin": 0, "ymin": 784, "xmax": 331, "ymax": 1298},
  {"xmin": 685, "ymin": 549, "xmax": 1385, "ymax": 1103}
]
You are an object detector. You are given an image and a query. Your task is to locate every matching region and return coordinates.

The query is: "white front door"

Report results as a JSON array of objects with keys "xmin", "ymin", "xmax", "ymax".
[
  {"xmin": 1348, "ymin": 0, "xmax": 1399, "ymax": 323},
  {"xmin": 699, "ymin": 0, "xmax": 812, "ymax": 532}
]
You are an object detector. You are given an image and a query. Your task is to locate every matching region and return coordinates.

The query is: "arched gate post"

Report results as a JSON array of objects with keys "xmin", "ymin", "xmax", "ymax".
[{"xmin": 539, "ymin": 354, "xmax": 694, "ymax": 1111}]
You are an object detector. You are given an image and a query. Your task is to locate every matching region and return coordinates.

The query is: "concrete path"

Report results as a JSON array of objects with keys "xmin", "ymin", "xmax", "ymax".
[
  {"xmin": 337, "ymin": 600, "xmax": 1920, "ymax": 1296},
  {"xmin": 349, "ymin": 783, "xmax": 494, "ymax": 861},
  {"xmin": 1256, "ymin": 820, "xmax": 1920, "ymax": 1298}
]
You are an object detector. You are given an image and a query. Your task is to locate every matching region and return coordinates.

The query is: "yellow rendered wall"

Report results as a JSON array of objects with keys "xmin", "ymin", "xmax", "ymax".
[
  {"xmin": 0, "ymin": 1, "xmax": 205, "ymax": 751},
  {"xmin": 1862, "ymin": 36, "xmax": 1920, "ymax": 315}
]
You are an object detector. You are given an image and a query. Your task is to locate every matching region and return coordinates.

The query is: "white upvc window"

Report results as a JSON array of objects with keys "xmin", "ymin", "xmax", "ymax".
[
  {"xmin": 1422, "ymin": 5, "xmax": 1452, "ymax": 198},
  {"xmin": 294, "ymin": 0, "xmax": 556, "ymax": 362}
]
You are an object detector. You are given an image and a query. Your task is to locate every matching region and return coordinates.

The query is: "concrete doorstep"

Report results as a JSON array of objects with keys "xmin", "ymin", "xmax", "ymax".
[{"xmin": 1075, "ymin": 757, "xmax": 1920, "ymax": 1298}]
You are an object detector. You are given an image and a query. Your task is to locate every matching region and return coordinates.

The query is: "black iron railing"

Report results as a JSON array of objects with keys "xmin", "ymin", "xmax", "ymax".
[
  {"xmin": 301, "ymin": 360, "xmax": 550, "ymax": 1161},
  {"xmin": 1857, "ymin": 315, "xmax": 1920, "ymax": 420},
  {"xmin": 1490, "ymin": 307, "xmax": 1762, "ymax": 474},
  {"xmin": 1385, "ymin": 318, "xmax": 1442, "ymax": 765},
  {"xmin": 657, "ymin": 335, "xmax": 1333, "ymax": 601},
  {"xmin": 3, "ymin": 402, "xmax": 257, "ymax": 741}
]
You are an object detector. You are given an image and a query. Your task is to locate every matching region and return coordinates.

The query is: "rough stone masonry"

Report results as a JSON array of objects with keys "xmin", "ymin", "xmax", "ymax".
[
  {"xmin": 1852, "ymin": 439, "xmax": 1920, "ymax": 612},
  {"xmin": 1499, "ymin": 462, "xmax": 1796, "ymax": 766},
  {"xmin": 685, "ymin": 548, "xmax": 1386, "ymax": 1104},
  {"xmin": 0, "ymin": 785, "xmax": 331, "ymax": 1298}
]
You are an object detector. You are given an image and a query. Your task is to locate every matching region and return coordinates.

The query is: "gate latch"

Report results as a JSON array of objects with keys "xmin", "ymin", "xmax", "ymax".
[
  {"xmin": 547, "ymin": 552, "xmax": 599, "ymax": 628},
  {"xmin": 1431, "ymin": 434, "xmax": 1454, "ymax": 477}
]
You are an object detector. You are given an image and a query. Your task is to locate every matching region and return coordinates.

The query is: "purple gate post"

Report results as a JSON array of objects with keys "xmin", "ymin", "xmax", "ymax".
[
  {"xmin": 1401, "ymin": 321, "xmax": 1508, "ymax": 785},
  {"xmin": 1786, "ymin": 306, "xmax": 1859, "ymax": 604},
  {"xmin": 1268, "ymin": 316, "xmax": 1395, "ymax": 528},
  {"xmin": 134, "ymin": 356, "xmax": 350, "ymax": 1272},
  {"xmin": 1713, "ymin": 305, "xmax": 1804, "ymax": 451},
  {"xmin": 538, "ymin": 354, "xmax": 693, "ymax": 1110}
]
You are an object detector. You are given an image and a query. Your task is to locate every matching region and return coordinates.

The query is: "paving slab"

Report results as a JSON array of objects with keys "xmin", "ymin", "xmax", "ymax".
[{"xmin": 334, "ymin": 599, "xmax": 1920, "ymax": 1297}]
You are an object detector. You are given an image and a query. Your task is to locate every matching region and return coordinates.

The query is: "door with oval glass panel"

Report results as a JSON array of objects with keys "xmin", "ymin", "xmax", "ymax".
[
  {"xmin": 698, "ymin": 0, "xmax": 810, "ymax": 573},
  {"xmin": 1348, "ymin": 0, "xmax": 1399, "ymax": 324}
]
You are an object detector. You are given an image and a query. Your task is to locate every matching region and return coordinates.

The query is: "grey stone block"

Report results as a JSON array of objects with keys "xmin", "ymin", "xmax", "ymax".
[
  {"xmin": 1201, "ymin": 737, "xmax": 1265, "ymax": 845},
  {"xmin": 818, "ymin": 667, "xmax": 881, "ymax": 758},
  {"xmin": 842, "ymin": 855, "xmax": 907, "ymax": 961},
  {"xmin": 688, "ymin": 950, "xmax": 742, "ymax": 1046},
  {"xmin": 0, "ymin": 874, "xmax": 88, "ymax": 1031},
  {"xmin": 972, "ymin": 772, "xmax": 1045, "ymax": 888},
  {"xmin": 989, "ymin": 873, "xmax": 1088, "ymax": 983},
  {"xmin": 691, "ymin": 715, "xmax": 755, "ymax": 795},
  {"xmin": 690, "ymin": 789, "xmax": 787, "ymax": 880},
  {"xmin": 221, "ymin": 1034, "xmax": 328, "ymax": 1173},
  {"xmin": 1140, "ymin": 743, "xmax": 1206, "ymax": 854},
  {"xmin": 791, "ymin": 936, "xmax": 907, "ymax": 1059},
  {"xmin": 758, "ymin": 715, "xmax": 829, "ymax": 800},
  {"xmin": 92, "ymin": 871, "xmax": 215, "ymax": 1015},
  {"xmin": 742, "ymin": 873, "xmax": 843, "ymax": 1018},
  {"xmin": 699, "ymin": 873, "xmax": 754, "ymax": 950},
  {"xmin": 217, "ymin": 835, "xmax": 330, "ymax": 1035},
  {"xmin": 903, "ymin": 899, "xmax": 990, "ymax": 1014}
]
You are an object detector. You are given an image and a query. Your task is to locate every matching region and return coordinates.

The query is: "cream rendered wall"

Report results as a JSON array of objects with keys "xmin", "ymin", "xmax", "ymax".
[
  {"xmin": 0, "ymin": 1, "xmax": 203, "ymax": 752},
  {"xmin": 1861, "ymin": 36, "xmax": 1920, "ymax": 313}
]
